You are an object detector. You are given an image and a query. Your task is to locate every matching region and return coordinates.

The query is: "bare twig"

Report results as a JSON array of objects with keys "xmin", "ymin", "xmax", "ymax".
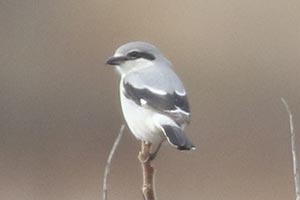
[
  {"xmin": 281, "ymin": 98, "xmax": 300, "ymax": 200},
  {"xmin": 103, "ymin": 124, "xmax": 125, "ymax": 200},
  {"xmin": 138, "ymin": 141, "xmax": 156, "ymax": 200}
]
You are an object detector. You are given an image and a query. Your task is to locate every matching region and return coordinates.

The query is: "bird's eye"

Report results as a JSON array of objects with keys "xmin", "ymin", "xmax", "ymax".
[
  {"xmin": 127, "ymin": 51, "xmax": 155, "ymax": 61},
  {"xmin": 127, "ymin": 51, "xmax": 140, "ymax": 58}
]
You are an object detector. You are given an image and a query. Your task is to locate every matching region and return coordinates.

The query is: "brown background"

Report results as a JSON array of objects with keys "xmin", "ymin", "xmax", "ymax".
[{"xmin": 1, "ymin": 0, "xmax": 300, "ymax": 199}]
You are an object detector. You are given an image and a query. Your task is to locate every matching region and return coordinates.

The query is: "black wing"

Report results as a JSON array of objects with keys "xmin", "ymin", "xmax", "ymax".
[{"xmin": 123, "ymin": 81, "xmax": 191, "ymax": 124}]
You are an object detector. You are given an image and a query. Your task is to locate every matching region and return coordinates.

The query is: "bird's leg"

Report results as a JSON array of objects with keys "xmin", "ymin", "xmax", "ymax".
[
  {"xmin": 139, "ymin": 141, "xmax": 151, "ymax": 163},
  {"xmin": 145, "ymin": 140, "xmax": 164, "ymax": 162}
]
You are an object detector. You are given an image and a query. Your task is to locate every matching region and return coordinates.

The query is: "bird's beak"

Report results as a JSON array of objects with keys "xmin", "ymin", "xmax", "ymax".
[{"xmin": 106, "ymin": 56, "xmax": 129, "ymax": 65}]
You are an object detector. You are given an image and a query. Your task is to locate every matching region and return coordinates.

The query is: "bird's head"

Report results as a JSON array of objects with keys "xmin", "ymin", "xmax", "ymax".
[{"xmin": 106, "ymin": 41, "xmax": 164, "ymax": 74}]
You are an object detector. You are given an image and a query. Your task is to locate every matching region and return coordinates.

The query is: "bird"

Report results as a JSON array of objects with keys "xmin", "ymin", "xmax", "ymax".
[{"xmin": 106, "ymin": 41, "xmax": 195, "ymax": 160}]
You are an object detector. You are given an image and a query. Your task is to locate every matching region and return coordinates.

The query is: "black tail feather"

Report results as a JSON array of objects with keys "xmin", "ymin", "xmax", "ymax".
[{"xmin": 161, "ymin": 125, "xmax": 195, "ymax": 150}]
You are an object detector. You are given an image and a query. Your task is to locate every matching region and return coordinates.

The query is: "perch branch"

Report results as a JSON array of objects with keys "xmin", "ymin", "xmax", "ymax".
[
  {"xmin": 103, "ymin": 124, "xmax": 125, "ymax": 200},
  {"xmin": 138, "ymin": 141, "xmax": 156, "ymax": 200},
  {"xmin": 281, "ymin": 98, "xmax": 300, "ymax": 200}
]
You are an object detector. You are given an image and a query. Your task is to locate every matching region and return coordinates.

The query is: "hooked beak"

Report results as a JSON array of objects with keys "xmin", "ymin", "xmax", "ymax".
[{"xmin": 106, "ymin": 56, "xmax": 129, "ymax": 65}]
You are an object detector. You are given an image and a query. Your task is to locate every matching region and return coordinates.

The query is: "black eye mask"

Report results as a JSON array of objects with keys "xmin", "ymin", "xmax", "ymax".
[{"xmin": 127, "ymin": 51, "xmax": 155, "ymax": 61}]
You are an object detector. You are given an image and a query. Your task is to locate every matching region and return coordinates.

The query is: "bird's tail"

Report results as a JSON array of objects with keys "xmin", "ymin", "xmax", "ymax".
[{"xmin": 160, "ymin": 125, "xmax": 195, "ymax": 150}]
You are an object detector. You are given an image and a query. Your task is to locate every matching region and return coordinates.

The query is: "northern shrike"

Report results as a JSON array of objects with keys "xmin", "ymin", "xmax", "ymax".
[{"xmin": 106, "ymin": 41, "xmax": 195, "ymax": 159}]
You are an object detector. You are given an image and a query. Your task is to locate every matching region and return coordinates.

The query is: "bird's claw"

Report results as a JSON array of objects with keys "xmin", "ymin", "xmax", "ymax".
[{"xmin": 142, "ymin": 153, "xmax": 157, "ymax": 163}]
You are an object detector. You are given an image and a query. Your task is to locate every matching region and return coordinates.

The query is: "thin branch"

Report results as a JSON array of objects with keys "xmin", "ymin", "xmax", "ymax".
[
  {"xmin": 281, "ymin": 98, "xmax": 300, "ymax": 200},
  {"xmin": 103, "ymin": 124, "xmax": 125, "ymax": 200},
  {"xmin": 138, "ymin": 141, "xmax": 156, "ymax": 200}
]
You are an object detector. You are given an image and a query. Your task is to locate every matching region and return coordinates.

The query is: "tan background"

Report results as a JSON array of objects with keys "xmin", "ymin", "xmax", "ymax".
[{"xmin": 1, "ymin": 0, "xmax": 300, "ymax": 199}]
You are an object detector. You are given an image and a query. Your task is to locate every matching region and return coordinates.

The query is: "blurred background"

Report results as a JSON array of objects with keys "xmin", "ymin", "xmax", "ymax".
[{"xmin": 1, "ymin": 0, "xmax": 300, "ymax": 199}]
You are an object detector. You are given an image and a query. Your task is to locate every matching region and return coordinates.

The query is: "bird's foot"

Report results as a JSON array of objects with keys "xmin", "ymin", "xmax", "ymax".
[
  {"xmin": 142, "ymin": 152, "xmax": 157, "ymax": 163},
  {"xmin": 142, "ymin": 140, "xmax": 163, "ymax": 163}
]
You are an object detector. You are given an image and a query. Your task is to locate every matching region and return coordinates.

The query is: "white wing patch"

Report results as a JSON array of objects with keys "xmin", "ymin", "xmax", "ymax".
[
  {"xmin": 142, "ymin": 86, "xmax": 168, "ymax": 95},
  {"xmin": 174, "ymin": 89, "xmax": 186, "ymax": 96},
  {"xmin": 167, "ymin": 106, "xmax": 190, "ymax": 116},
  {"xmin": 140, "ymin": 98, "xmax": 147, "ymax": 106}
]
